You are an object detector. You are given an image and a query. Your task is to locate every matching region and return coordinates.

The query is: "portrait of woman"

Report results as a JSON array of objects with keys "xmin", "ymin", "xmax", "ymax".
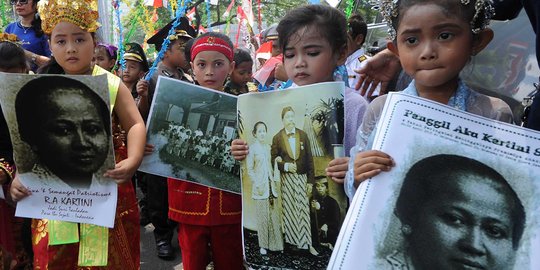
[
  {"xmin": 15, "ymin": 76, "xmax": 111, "ymax": 189},
  {"xmin": 382, "ymin": 154, "xmax": 526, "ymax": 270},
  {"xmin": 246, "ymin": 121, "xmax": 283, "ymax": 255}
]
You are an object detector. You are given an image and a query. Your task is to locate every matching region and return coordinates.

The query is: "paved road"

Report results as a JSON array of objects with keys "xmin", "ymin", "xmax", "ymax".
[{"xmin": 140, "ymin": 224, "xmax": 183, "ymax": 270}]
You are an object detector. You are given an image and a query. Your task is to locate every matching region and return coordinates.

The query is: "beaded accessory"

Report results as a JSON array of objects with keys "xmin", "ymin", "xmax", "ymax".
[
  {"xmin": 37, "ymin": 0, "xmax": 100, "ymax": 35},
  {"xmin": 370, "ymin": 0, "xmax": 495, "ymax": 40}
]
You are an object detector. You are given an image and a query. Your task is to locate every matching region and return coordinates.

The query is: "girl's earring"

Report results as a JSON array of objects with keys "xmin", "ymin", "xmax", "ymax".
[{"xmin": 401, "ymin": 224, "xmax": 412, "ymax": 235}]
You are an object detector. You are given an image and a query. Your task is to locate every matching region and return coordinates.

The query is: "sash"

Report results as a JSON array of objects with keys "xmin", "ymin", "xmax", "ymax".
[{"xmin": 48, "ymin": 65, "xmax": 120, "ymax": 266}]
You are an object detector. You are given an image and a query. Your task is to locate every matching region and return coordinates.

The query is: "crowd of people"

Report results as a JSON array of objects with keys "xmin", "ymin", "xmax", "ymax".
[
  {"xmin": 0, "ymin": 0, "xmax": 538, "ymax": 269},
  {"xmin": 159, "ymin": 123, "xmax": 238, "ymax": 175}
]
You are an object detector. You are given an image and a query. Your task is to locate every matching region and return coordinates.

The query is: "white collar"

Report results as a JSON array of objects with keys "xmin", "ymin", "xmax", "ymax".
[{"xmin": 345, "ymin": 48, "xmax": 365, "ymax": 66}]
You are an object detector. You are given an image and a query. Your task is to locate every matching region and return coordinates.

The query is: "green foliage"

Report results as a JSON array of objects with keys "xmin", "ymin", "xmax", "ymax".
[{"xmin": 121, "ymin": 0, "xmax": 380, "ymax": 40}]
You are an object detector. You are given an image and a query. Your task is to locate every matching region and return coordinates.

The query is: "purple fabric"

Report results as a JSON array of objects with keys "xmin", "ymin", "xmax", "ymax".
[
  {"xmin": 344, "ymin": 87, "xmax": 368, "ymax": 156},
  {"xmin": 97, "ymin": 43, "xmax": 118, "ymax": 59}
]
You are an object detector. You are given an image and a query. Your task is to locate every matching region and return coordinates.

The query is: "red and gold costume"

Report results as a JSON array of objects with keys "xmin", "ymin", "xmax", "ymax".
[{"xmin": 168, "ymin": 180, "xmax": 243, "ymax": 269}]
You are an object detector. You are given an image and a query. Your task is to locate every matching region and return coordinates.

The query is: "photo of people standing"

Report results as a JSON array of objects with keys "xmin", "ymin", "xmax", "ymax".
[{"xmin": 237, "ymin": 84, "xmax": 347, "ymax": 269}]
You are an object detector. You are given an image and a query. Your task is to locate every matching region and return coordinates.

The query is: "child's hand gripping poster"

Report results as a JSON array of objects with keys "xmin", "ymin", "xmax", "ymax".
[
  {"xmin": 238, "ymin": 82, "xmax": 347, "ymax": 269},
  {"xmin": 329, "ymin": 93, "xmax": 540, "ymax": 270}
]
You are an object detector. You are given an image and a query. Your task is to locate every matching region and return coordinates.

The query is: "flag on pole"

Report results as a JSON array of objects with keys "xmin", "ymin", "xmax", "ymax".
[
  {"xmin": 186, "ymin": 7, "xmax": 196, "ymax": 23},
  {"xmin": 153, "ymin": 0, "xmax": 163, "ymax": 8},
  {"xmin": 255, "ymin": 41, "xmax": 272, "ymax": 60},
  {"xmin": 199, "ymin": 25, "xmax": 207, "ymax": 33},
  {"xmin": 241, "ymin": 0, "xmax": 254, "ymax": 27},
  {"xmin": 222, "ymin": 0, "xmax": 235, "ymax": 19}
]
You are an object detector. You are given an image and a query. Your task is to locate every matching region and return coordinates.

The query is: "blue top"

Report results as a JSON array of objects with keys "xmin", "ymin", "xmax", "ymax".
[{"xmin": 5, "ymin": 21, "xmax": 51, "ymax": 57}]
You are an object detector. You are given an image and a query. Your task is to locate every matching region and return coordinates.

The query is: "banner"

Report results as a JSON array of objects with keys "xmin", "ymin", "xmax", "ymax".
[
  {"xmin": 138, "ymin": 77, "xmax": 241, "ymax": 193},
  {"xmin": 329, "ymin": 93, "xmax": 540, "ymax": 269},
  {"xmin": 238, "ymin": 82, "xmax": 346, "ymax": 269},
  {"xmin": 0, "ymin": 73, "xmax": 117, "ymax": 228}
]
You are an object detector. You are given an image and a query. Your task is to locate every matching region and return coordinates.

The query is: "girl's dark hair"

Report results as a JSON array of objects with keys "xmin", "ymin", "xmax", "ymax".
[
  {"xmin": 0, "ymin": 42, "xmax": 27, "ymax": 70},
  {"xmin": 16, "ymin": 76, "xmax": 111, "ymax": 146},
  {"xmin": 234, "ymin": 48, "xmax": 253, "ymax": 66},
  {"xmin": 348, "ymin": 13, "xmax": 367, "ymax": 41},
  {"xmin": 391, "ymin": 0, "xmax": 488, "ymax": 39},
  {"xmin": 31, "ymin": 0, "xmax": 44, "ymax": 38},
  {"xmin": 395, "ymin": 154, "xmax": 526, "ymax": 249},
  {"xmin": 252, "ymin": 121, "xmax": 267, "ymax": 137},
  {"xmin": 38, "ymin": 33, "xmax": 96, "ymax": 74},
  {"xmin": 277, "ymin": 5, "xmax": 347, "ymax": 54}
]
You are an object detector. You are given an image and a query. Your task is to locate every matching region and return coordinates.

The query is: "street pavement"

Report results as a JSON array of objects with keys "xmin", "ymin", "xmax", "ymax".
[{"xmin": 140, "ymin": 224, "xmax": 183, "ymax": 270}]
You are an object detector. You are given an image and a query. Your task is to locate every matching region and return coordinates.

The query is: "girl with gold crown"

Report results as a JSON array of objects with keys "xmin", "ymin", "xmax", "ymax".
[{"xmin": 9, "ymin": 0, "xmax": 146, "ymax": 269}]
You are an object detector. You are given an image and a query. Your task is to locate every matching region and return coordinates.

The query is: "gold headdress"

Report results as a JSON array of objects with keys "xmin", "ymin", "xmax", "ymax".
[
  {"xmin": 37, "ymin": 0, "xmax": 100, "ymax": 35},
  {"xmin": 0, "ymin": 33, "xmax": 21, "ymax": 43}
]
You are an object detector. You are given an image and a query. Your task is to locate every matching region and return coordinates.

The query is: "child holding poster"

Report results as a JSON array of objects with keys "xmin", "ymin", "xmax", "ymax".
[
  {"xmin": 345, "ymin": 0, "xmax": 515, "ymax": 199},
  {"xmin": 9, "ymin": 0, "xmax": 146, "ymax": 268},
  {"xmin": 231, "ymin": 4, "xmax": 368, "ymax": 185},
  {"xmin": 167, "ymin": 32, "xmax": 243, "ymax": 269},
  {"xmin": 0, "ymin": 34, "xmax": 31, "ymax": 270},
  {"xmin": 232, "ymin": 5, "xmax": 367, "ymax": 259}
]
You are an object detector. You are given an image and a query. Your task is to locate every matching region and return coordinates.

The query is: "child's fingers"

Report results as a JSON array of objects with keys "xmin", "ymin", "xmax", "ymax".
[
  {"xmin": 353, "ymin": 169, "xmax": 382, "ymax": 188},
  {"xmin": 231, "ymin": 139, "xmax": 249, "ymax": 161},
  {"xmin": 144, "ymin": 144, "xmax": 154, "ymax": 155},
  {"xmin": 355, "ymin": 150, "xmax": 395, "ymax": 167},
  {"xmin": 233, "ymin": 154, "xmax": 247, "ymax": 161},
  {"xmin": 330, "ymin": 176, "xmax": 345, "ymax": 184},
  {"xmin": 103, "ymin": 162, "xmax": 133, "ymax": 184},
  {"xmin": 326, "ymin": 157, "xmax": 349, "ymax": 172},
  {"xmin": 10, "ymin": 183, "xmax": 31, "ymax": 202}
]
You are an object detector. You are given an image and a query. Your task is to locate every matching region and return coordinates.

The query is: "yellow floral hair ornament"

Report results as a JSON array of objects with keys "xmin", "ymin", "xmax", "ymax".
[
  {"xmin": 0, "ymin": 33, "xmax": 19, "ymax": 42},
  {"xmin": 0, "ymin": 33, "xmax": 22, "ymax": 43},
  {"xmin": 37, "ymin": 0, "xmax": 100, "ymax": 35}
]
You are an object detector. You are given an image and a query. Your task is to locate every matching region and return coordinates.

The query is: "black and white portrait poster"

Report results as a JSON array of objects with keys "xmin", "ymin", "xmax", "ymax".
[
  {"xmin": 138, "ymin": 77, "xmax": 241, "ymax": 193},
  {"xmin": 329, "ymin": 92, "xmax": 540, "ymax": 270},
  {"xmin": 0, "ymin": 73, "xmax": 117, "ymax": 228},
  {"xmin": 238, "ymin": 82, "xmax": 347, "ymax": 269}
]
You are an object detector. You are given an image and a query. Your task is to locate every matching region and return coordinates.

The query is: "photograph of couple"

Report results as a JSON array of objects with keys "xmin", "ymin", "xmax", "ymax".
[{"xmin": 238, "ymin": 84, "xmax": 346, "ymax": 269}]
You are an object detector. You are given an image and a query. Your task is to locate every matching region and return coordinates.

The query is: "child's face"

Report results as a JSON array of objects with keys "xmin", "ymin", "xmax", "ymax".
[
  {"xmin": 254, "ymin": 123, "xmax": 266, "ymax": 142},
  {"xmin": 191, "ymin": 51, "xmax": 234, "ymax": 90},
  {"xmin": 231, "ymin": 60, "xmax": 253, "ymax": 87},
  {"xmin": 389, "ymin": 4, "xmax": 475, "ymax": 91},
  {"xmin": 50, "ymin": 21, "xmax": 95, "ymax": 75},
  {"xmin": 121, "ymin": 59, "xmax": 144, "ymax": 84},
  {"xmin": 283, "ymin": 26, "xmax": 341, "ymax": 86},
  {"xmin": 94, "ymin": 47, "xmax": 116, "ymax": 71},
  {"xmin": 315, "ymin": 182, "xmax": 328, "ymax": 196},
  {"xmin": 164, "ymin": 39, "xmax": 188, "ymax": 68}
]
